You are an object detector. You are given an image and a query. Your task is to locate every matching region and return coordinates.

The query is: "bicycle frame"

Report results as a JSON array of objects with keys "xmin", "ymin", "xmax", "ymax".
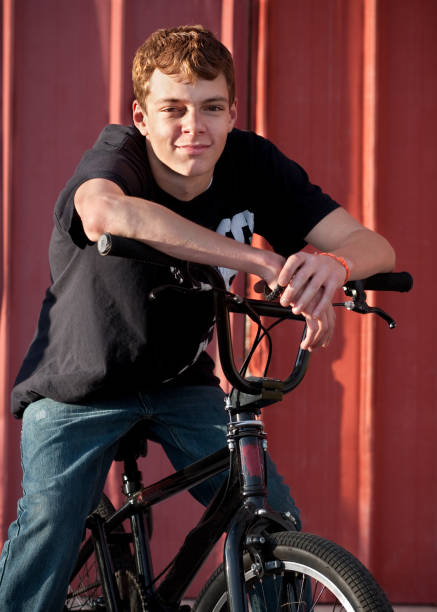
[
  {"xmin": 89, "ymin": 242, "xmax": 308, "ymax": 610},
  {"xmin": 81, "ymin": 403, "xmax": 298, "ymax": 612}
]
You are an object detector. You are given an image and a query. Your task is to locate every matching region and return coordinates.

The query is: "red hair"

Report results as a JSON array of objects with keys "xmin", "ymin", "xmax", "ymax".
[{"xmin": 132, "ymin": 25, "xmax": 235, "ymax": 108}]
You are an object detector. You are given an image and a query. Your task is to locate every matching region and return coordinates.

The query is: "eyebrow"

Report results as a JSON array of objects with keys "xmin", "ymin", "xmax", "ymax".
[{"xmin": 154, "ymin": 96, "xmax": 229, "ymax": 105}]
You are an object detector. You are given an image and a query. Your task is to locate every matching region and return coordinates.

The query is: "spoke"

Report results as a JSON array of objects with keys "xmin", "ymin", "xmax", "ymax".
[
  {"xmin": 247, "ymin": 572, "xmax": 352, "ymax": 612},
  {"xmin": 291, "ymin": 580, "xmax": 303, "ymax": 612},
  {"xmin": 260, "ymin": 578, "xmax": 269, "ymax": 611},
  {"xmin": 67, "ymin": 580, "xmax": 100, "ymax": 598},
  {"xmin": 288, "ymin": 573, "xmax": 301, "ymax": 610},
  {"xmin": 311, "ymin": 582, "xmax": 327, "ymax": 608},
  {"xmin": 296, "ymin": 575, "xmax": 306, "ymax": 611},
  {"xmin": 272, "ymin": 574, "xmax": 283, "ymax": 612}
]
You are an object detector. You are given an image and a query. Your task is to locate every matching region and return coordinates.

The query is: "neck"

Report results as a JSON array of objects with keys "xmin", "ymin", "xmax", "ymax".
[{"xmin": 146, "ymin": 143, "xmax": 212, "ymax": 201}]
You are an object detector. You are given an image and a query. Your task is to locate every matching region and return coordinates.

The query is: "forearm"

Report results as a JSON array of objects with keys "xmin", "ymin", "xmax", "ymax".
[
  {"xmin": 76, "ymin": 185, "xmax": 283, "ymax": 282},
  {"xmin": 328, "ymin": 228, "xmax": 396, "ymax": 281},
  {"xmin": 305, "ymin": 208, "xmax": 396, "ymax": 282},
  {"xmin": 125, "ymin": 195, "xmax": 280, "ymax": 278},
  {"xmin": 276, "ymin": 210, "xmax": 397, "ymax": 349}
]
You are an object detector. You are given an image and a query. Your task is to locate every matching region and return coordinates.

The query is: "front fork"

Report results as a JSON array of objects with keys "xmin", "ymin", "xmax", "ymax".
[{"xmin": 224, "ymin": 402, "xmax": 296, "ymax": 612}]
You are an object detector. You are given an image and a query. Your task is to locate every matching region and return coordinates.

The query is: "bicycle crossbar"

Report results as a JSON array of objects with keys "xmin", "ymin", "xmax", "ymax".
[{"xmin": 105, "ymin": 447, "xmax": 230, "ymax": 528}]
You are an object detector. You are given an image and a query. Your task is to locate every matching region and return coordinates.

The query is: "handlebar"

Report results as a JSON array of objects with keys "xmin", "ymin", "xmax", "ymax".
[
  {"xmin": 97, "ymin": 233, "xmax": 307, "ymax": 398},
  {"xmin": 97, "ymin": 233, "xmax": 413, "ymax": 401},
  {"xmin": 345, "ymin": 272, "xmax": 413, "ymax": 293},
  {"xmin": 98, "ymin": 233, "xmax": 182, "ymax": 267}
]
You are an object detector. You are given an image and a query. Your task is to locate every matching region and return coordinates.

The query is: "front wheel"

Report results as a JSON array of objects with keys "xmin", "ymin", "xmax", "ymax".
[{"xmin": 194, "ymin": 531, "xmax": 393, "ymax": 611}]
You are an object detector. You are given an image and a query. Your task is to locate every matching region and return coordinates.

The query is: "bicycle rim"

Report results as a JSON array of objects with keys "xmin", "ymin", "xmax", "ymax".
[
  {"xmin": 66, "ymin": 567, "xmax": 145, "ymax": 611},
  {"xmin": 194, "ymin": 531, "xmax": 393, "ymax": 611},
  {"xmin": 214, "ymin": 561, "xmax": 356, "ymax": 611}
]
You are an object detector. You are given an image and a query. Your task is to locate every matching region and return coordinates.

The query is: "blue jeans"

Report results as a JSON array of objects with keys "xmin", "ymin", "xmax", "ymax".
[{"xmin": 0, "ymin": 385, "xmax": 300, "ymax": 612}]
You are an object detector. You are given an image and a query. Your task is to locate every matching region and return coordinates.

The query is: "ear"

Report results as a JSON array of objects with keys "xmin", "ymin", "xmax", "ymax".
[
  {"xmin": 132, "ymin": 100, "xmax": 148, "ymax": 136},
  {"xmin": 228, "ymin": 98, "xmax": 237, "ymax": 132}
]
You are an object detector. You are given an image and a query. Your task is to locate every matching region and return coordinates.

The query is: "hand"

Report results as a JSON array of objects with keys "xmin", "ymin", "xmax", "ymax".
[
  {"xmin": 277, "ymin": 251, "xmax": 347, "ymax": 316},
  {"xmin": 263, "ymin": 251, "xmax": 348, "ymax": 351}
]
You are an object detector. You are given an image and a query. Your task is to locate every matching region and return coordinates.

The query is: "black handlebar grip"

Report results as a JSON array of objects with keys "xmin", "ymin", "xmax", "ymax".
[
  {"xmin": 97, "ymin": 233, "xmax": 182, "ymax": 267},
  {"xmin": 346, "ymin": 271, "xmax": 413, "ymax": 293}
]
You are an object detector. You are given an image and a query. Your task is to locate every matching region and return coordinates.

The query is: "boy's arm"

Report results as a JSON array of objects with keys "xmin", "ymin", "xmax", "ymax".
[
  {"xmin": 74, "ymin": 177, "xmax": 285, "ymax": 284},
  {"xmin": 272, "ymin": 207, "xmax": 395, "ymax": 351},
  {"xmin": 278, "ymin": 207, "xmax": 395, "ymax": 318},
  {"xmin": 75, "ymin": 178, "xmax": 395, "ymax": 351}
]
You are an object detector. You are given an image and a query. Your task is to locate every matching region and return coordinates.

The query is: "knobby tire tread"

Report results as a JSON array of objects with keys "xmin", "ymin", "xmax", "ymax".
[{"xmin": 194, "ymin": 530, "xmax": 393, "ymax": 612}]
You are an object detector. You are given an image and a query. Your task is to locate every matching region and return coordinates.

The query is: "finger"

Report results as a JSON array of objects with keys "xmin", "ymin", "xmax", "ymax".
[
  {"xmin": 286, "ymin": 276, "xmax": 322, "ymax": 314},
  {"xmin": 300, "ymin": 315, "xmax": 322, "ymax": 352},
  {"xmin": 322, "ymin": 305, "xmax": 336, "ymax": 348},
  {"xmin": 277, "ymin": 252, "xmax": 309, "ymax": 288},
  {"xmin": 279, "ymin": 283, "xmax": 304, "ymax": 308},
  {"xmin": 279, "ymin": 260, "xmax": 326, "ymax": 312},
  {"xmin": 278, "ymin": 256, "xmax": 319, "ymax": 304},
  {"xmin": 282, "ymin": 275, "xmax": 324, "ymax": 314},
  {"xmin": 311, "ymin": 281, "xmax": 337, "ymax": 319},
  {"xmin": 307, "ymin": 312, "xmax": 327, "ymax": 350},
  {"xmin": 290, "ymin": 274, "xmax": 336, "ymax": 317},
  {"xmin": 301, "ymin": 303, "xmax": 336, "ymax": 351}
]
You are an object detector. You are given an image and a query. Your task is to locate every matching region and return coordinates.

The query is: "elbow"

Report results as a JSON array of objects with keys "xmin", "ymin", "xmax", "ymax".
[
  {"xmin": 76, "ymin": 194, "xmax": 115, "ymax": 243},
  {"xmin": 388, "ymin": 245, "xmax": 396, "ymax": 272},
  {"xmin": 81, "ymin": 216, "xmax": 105, "ymax": 243},
  {"xmin": 383, "ymin": 239, "xmax": 396, "ymax": 272},
  {"xmin": 365, "ymin": 229, "xmax": 396, "ymax": 273}
]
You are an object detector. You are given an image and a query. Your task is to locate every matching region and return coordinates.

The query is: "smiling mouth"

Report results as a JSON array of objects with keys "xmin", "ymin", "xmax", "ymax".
[{"xmin": 176, "ymin": 144, "xmax": 210, "ymax": 154}]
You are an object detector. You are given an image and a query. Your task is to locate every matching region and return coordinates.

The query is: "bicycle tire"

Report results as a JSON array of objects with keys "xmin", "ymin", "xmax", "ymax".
[
  {"xmin": 64, "ymin": 493, "xmax": 146, "ymax": 611},
  {"xmin": 194, "ymin": 531, "xmax": 393, "ymax": 612}
]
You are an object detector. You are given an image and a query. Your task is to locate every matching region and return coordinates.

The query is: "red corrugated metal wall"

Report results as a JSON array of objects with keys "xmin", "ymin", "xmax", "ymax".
[{"xmin": 1, "ymin": 0, "xmax": 435, "ymax": 603}]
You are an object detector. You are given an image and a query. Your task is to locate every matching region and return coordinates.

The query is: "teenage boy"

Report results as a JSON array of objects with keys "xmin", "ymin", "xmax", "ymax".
[{"xmin": 0, "ymin": 25, "xmax": 395, "ymax": 611}]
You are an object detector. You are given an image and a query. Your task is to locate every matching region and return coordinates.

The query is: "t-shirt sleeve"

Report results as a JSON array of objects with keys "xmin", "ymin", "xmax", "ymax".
[
  {"xmin": 249, "ymin": 135, "xmax": 340, "ymax": 256},
  {"xmin": 54, "ymin": 126, "xmax": 147, "ymax": 246}
]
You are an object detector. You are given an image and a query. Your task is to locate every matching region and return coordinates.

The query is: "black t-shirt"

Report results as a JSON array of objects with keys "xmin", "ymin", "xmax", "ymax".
[{"xmin": 11, "ymin": 126, "xmax": 339, "ymax": 417}]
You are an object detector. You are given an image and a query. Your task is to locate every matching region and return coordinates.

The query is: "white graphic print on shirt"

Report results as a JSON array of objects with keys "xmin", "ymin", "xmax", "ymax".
[
  {"xmin": 166, "ymin": 210, "xmax": 255, "ymax": 381},
  {"xmin": 215, "ymin": 210, "xmax": 255, "ymax": 288}
]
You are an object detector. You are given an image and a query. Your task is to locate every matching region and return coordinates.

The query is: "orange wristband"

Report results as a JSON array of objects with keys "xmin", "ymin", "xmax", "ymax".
[{"xmin": 318, "ymin": 252, "xmax": 351, "ymax": 283}]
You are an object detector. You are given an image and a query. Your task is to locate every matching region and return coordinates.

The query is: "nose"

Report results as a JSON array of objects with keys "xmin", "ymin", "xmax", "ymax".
[{"xmin": 181, "ymin": 108, "xmax": 206, "ymax": 134}]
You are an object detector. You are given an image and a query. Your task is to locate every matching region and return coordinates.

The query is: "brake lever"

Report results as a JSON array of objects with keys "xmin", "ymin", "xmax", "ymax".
[
  {"xmin": 341, "ymin": 301, "xmax": 396, "ymax": 328},
  {"xmin": 335, "ymin": 281, "xmax": 397, "ymax": 329},
  {"xmin": 149, "ymin": 281, "xmax": 214, "ymax": 300},
  {"xmin": 146, "ymin": 261, "xmax": 215, "ymax": 300}
]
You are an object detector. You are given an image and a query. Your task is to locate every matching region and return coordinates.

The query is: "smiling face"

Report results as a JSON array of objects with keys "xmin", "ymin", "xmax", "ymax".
[{"xmin": 133, "ymin": 69, "xmax": 237, "ymax": 198}]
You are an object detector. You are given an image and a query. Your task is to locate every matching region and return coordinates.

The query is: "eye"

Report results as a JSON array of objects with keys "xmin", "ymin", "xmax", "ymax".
[
  {"xmin": 205, "ymin": 104, "xmax": 225, "ymax": 112},
  {"xmin": 161, "ymin": 107, "xmax": 185, "ymax": 115}
]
